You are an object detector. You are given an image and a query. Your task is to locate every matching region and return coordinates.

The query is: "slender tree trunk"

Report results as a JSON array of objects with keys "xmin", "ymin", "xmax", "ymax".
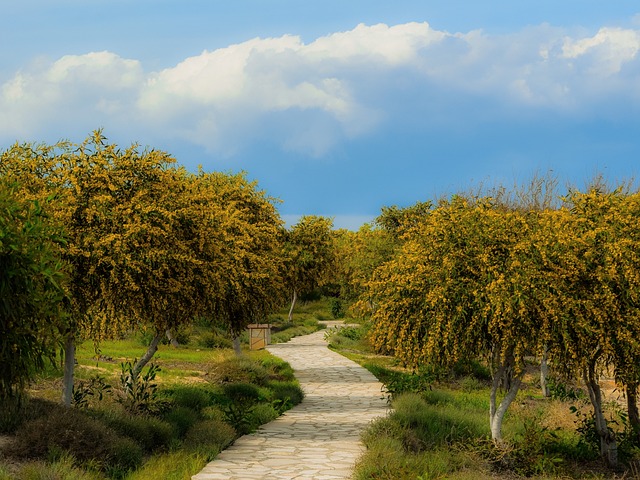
[
  {"xmin": 132, "ymin": 333, "xmax": 162, "ymax": 379},
  {"xmin": 489, "ymin": 362, "xmax": 523, "ymax": 442},
  {"xmin": 583, "ymin": 362, "xmax": 618, "ymax": 467},
  {"xmin": 540, "ymin": 345, "xmax": 550, "ymax": 398},
  {"xmin": 287, "ymin": 289, "xmax": 297, "ymax": 322},
  {"xmin": 232, "ymin": 335, "xmax": 242, "ymax": 357},
  {"xmin": 626, "ymin": 381, "xmax": 640, "ymax": 445},
  {"xmin": 61, "ymin": 335, "xmax": 75, "ymax": 407},
  {"xmin": 166, "ymin": 328, "xmax": 180, "ymax": 347}
]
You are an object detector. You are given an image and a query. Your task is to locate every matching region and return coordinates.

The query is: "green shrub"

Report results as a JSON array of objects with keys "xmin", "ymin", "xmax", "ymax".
[
  {"xmin": 167, "ymin": 385, "xmax": 213, "ymax": 412},
  {"xmin": 106, "ymin": 436, "xmax": 144, "ymax": 477},
  {"xmin": 96, "ymin": 411, "xmax": 174, "ymax": 452},
  {"xmin": 183, "ymin": 419, "xmax": 236, "ymax": 457},
  {"xmin": 208, "ymin": 358, "xmax": 269, "ymax": 387},
  {"xmin": 268, "ymin": 381, "xmax": 304, "ymax": 408},
  {"xmin": 248, "ymin": 403, "xmax": 279, "ymax": 428},
  {"xmin": 197, "ymin": 332, "xmax": 232, "ymax": 349},
  {"xmin": 162, "ymin": 406, "xmax": 199, "ymax": 438},
  {"xmin": 7, "ymin": 408, "xmax": 142, "ymax": 474},
  {"xmin": 330, "ymin": 298, "xmax": 345, "ymax": 319}
]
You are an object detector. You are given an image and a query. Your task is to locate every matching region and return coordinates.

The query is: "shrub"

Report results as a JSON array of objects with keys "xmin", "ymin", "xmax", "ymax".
[
  {"xmin": 162, "ymin": 406, "xmax": 199, "ymax": 438},
  {"xmin": 7, "ymin": 408, "xmax": 143, "ymax": 474},
  {"xmin": 183, "ymin": 419, "xmax": 236, "ymax": 457},
  {"xmin": 198, "ymin": 332, "xmax": 232, "ymax": 349},
  {"xmin": 96, "ymin": 411, "xmax": 174, "ymax": 452},
  {"xmin": 330, "ymin": 298, "xmax": 345, "ymax": 319},
  {"xmin": 248, "ymin": 403, "xmax": 279, "ymax": 428},
  {"xmin": 208, "ymin": 358, "xmax": 270, "ymax": 387},
  {"xmin": 268, "ymin": 381, "xmax": 304, "ymax": 408},
  {"xmin": 116, "ymin": 362, "xmax": 169, "ymax": 415},
  {"xmin": 167, "ymin": 385, "xmax": 214, "ymax": 412}
]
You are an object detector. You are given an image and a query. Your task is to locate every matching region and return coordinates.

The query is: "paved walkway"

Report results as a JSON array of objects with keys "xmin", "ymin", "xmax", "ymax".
[{"xmin": 192, "ymin": 322, "xmax": 388, "ymax": 480}]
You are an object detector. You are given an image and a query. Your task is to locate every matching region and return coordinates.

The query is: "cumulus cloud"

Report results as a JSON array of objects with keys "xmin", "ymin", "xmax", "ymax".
[{"xmin": 1, "ymin": 21, "xmax": 640, "ymax": 156}]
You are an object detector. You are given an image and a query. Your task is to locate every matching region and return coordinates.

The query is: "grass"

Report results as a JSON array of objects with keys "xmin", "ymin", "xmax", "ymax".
[
  {"xmin": 0, "ymin": 300, "xmax": 324, "ymax": 479},
  {"xmin": 325, "ymin": 322, "xmax": 640, "ymax": 479}
]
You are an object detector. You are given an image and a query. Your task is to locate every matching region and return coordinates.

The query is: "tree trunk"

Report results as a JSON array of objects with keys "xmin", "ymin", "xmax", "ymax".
[
  {"xmin": 132, "ymin": 333, "xmax": 162, "ymax": 379},
  {"xmin": 626, "ymin": 381, "xmax": 640, "ymax": 446},
  {"xmin": 166, "ymin": 329, "xmax": 180, "ymax": 347},
  {"xmin": 540, "ymin": 346, "xmax": 550, "ymax": 398},
  {"xmin": 61, "ymin": 335, "xmax": 75, "ymax": 407},
  {"xmin": 583, "ymin": 362, "xmax": 618, "ymax": 467},
  {"xmin": 489, "ymin": 363, "xmax": 523, "ymax": 442},
  {"xmin": 287, "ymin": 289, "xmax": 297, "ymax": 322},
  {"xmin": 232, "ymin": 335, "xmax": 242, "ymax": 357}
]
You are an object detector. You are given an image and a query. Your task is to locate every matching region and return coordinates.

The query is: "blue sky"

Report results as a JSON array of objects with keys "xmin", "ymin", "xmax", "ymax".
[{"xmin": 2, "ymin": 1, "xmax": 640, "ymax": 229}]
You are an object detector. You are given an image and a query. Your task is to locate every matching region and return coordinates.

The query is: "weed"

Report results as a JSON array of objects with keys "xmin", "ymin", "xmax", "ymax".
[
  {"xmin": 116, "ymin": 361, "xmax": 168, "ymax": 415},
  {"xmin": 72, "ymin": 374, "xmax": 111, "ymax": 409}
]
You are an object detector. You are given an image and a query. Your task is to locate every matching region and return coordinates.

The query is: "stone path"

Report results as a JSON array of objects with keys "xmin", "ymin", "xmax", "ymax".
[{"xmin": 192, "ymin": 322, "xmax": 389, "ymax": 480}]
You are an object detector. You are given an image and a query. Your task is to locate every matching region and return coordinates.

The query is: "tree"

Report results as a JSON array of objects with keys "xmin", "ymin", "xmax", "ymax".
[
  {"xmin": 369, "ymin": 196, "xmax": 549, "ymax": 441},
  {"xmin": 543, "ymin": 186, "xmax": 640, "ymax": 465},
  {"xmin": 282, "ymin": 216, "xmax": 336, "ymax": 321},
  {"xmin": 334, "ymin": 224, "xmax": 396, "ymax": 314},
  {"xmin": 0, "ymin": 181, "xmax": 66, "ymax": 401},
  {"xmin": 193, "ymin": 171, "xmax": 286, "ymax": 354}
]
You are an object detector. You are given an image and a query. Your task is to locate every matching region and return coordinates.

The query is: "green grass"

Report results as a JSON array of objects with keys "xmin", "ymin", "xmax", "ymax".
[
  {"xmin": 2, "ymin": 310, "xmax": 310, "ymax": 480},
  {"xmin": 328, "ymin": 320, "xmax": 640, "ymax": 479}
]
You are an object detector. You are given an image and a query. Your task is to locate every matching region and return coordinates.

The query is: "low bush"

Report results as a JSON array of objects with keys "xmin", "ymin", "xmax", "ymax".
[
  {"xmin": 7, "ymin": 407, "xmax": 143, "ymax": 474},
  {"xmin": 95, "ymin": 411, "xmax": 175, "ymax": 453},
  {"xmin": 197, "ymin": 332, "xmax": 232, "ymax": 349},
  {"xmin": 208, "ymin": 358, "xmax": 270, "ymax": 387},
  {"xmin": 166, "ymin": 385, "xmax": 214, "ymax": 412},
  {"xmin": 162, "ymin": 406, "xmax": 199, "ymax": 438},
  {"xmin": 268, "ymin": 381, "xmax": 304, "ymax": 408},
  {"xmin": 183, "ymin": 419, "xmax": 236, "ymax": 458}
]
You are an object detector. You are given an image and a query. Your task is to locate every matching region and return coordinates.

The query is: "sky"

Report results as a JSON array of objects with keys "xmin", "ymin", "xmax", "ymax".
[{"xmin": 2, "ymin": 1, "xmax": 640, "ymax": 229}]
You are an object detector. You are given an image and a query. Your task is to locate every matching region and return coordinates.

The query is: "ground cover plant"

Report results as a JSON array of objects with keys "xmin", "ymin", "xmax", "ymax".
[
  {"xmin": 325, "ymin": 324, "xmax": 640, "ymax": 479},
  {"xmin": 0, "ymin": 303, "xmax": 322, "ymax": 479}
]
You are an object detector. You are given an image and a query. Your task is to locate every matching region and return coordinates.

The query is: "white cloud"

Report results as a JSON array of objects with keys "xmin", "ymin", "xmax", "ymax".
[
  {"xmin": 1, "ymin": 21, "xmax": 640, "ymax": 154},
  {"xmin": 562, "ymin": 27, "xmax": 640, "ymax": 75}
]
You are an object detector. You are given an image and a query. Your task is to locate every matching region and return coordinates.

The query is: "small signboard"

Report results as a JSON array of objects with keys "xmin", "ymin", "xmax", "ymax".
[{"xmin": 247, "ymin": 324, "xmax": 271, "ymax": 350}]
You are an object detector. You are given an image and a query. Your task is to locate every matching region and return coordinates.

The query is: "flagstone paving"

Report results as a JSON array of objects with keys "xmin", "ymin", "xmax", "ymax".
[{"xmin": 192, "ymin": 321, "xmax": 389, "ymax": 480}]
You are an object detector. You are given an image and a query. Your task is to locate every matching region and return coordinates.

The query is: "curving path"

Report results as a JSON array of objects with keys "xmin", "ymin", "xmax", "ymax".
[{"xmin": 192, "ymin": 322, "xmax": 388, "ymax": 480}]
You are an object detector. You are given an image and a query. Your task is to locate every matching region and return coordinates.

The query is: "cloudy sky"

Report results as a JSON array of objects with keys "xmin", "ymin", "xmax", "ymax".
[{"xmin": 2, "ymin": 1, "xmax": 640, "ymax": 228}]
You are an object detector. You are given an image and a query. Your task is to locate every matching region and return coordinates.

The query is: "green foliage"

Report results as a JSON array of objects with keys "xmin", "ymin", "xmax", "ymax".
[
  {"xmin": 0, "ymin": 182, "xmax": 66, "ymax": 401},
  {"xmin": 161, "ymin": 406, "xmax": 199, "ymax": 438},
  {"xmin": 95, "ymin": 411, "xmax": 175, "ymax": 453},
  {"xmin": 7, "ymin": 407, "xmax": 143, "ymax": 475},
  {"xmin": 182, "ymin": 419, "xmax": 236, "ymax": 458},
  {"xmin": 72, "ymin": 374, "xmax": 111, "ymax": 409},
  {"xmin": 166, "ymin": 385, "xmax": 214, "ymax": 412},
  {"xmin": 330, "ymin": 298, "xmax": 345, "ymax": 318},
  {"xmin": 208, "ymin": 357, "xmax": 270, "ymax": 386},
  {"xmin": 116, "ymin": 361, "xmax": 168, "ymax": 415}
]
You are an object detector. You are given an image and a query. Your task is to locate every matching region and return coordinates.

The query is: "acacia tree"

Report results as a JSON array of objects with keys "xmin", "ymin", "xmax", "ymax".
[
  {"xmin": 192, "ymin": 171, "xmax": 285, "ymax": 354},
  {"xmin": 282, "ymin": 216, "xmax": 335, "ymax": 321},
  {"xmin": 0, "ymin": 182, "xmax": 67, "ymax": 402},
  {"xmin": 334, "ymin": 224, "xmax": 396, "ymax": 316},
  {"xmin": 369, "ymin": 196, "xmax": 550, "ymax": 441},
  {"xmin": 542, "ymin": 186, "xmax": 640, "ymax": 465}
]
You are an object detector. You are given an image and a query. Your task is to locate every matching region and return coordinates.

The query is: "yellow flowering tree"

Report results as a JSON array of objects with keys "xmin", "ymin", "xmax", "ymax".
[
  {"xmin": 282, "ymin": 215, "xmax": 336, "ymax": 321},
  {"xmin": 369, "ymin": 196, "xmax": 550, "ymax": 441}
]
